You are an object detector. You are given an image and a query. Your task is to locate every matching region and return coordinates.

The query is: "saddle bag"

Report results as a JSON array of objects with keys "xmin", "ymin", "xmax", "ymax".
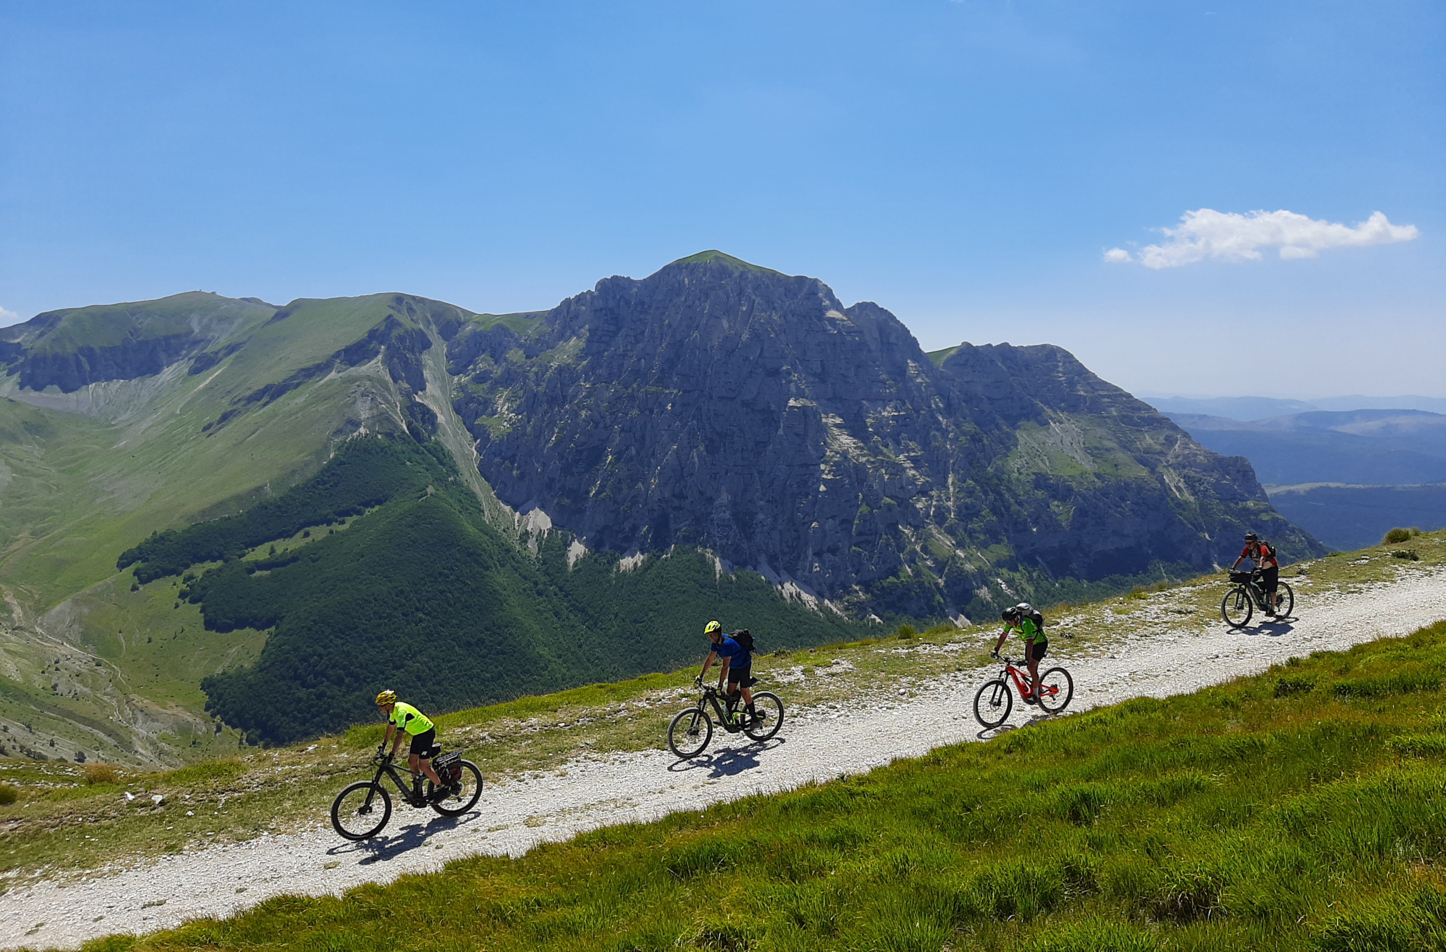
[{"xmin": 433, "ymin": 749, "xmax": 463, "ymax": 784}]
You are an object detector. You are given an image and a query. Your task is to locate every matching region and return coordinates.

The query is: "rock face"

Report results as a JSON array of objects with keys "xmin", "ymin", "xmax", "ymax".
[{"xmin": 449, "ymin": 251, "xmax": 1321, "ymax": 619}]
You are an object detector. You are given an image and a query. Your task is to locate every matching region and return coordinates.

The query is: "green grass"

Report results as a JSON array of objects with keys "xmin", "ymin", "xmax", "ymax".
[{"xmin": 53, "ymin": 617, "xmax": 1446, "ymax": 952}]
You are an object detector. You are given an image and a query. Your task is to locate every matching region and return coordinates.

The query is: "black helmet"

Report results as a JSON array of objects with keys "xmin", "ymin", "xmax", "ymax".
[
  {"xmin": 1244, "ymin": 532, "xmax": 1259, "ymax": 542},
  {"xmin": 1001, "ymin": 606, "xmax": 1021, "ymax": 623}
]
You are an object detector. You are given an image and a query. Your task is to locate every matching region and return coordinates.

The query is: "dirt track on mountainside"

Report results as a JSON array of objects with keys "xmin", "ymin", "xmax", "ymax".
[{"xmin": 4, "ymin": 567, "xmax": 1446, "ymax": 949}]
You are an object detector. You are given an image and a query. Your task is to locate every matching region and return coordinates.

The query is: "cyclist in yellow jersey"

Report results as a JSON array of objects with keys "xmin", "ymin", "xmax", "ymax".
[{"xmin": 375, "ymin": 690, "xmax": 444, "ymax": 793}]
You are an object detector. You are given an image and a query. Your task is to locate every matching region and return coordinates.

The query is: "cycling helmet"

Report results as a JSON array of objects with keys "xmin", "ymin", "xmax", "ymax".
[
  {"xmin": 1001, "ymin": 606, "xmax": 1021, "ymax": 623},
  {"xmin": 1244, "ymin": 532, "xmax": 1259, "ymax": 542},
  {"xmin": 704, "ymin": 620, "xmax": 722, "ymax": 636},
  {"xmin": 375, "ymin": 689, "xmax": 397, "ymax": 706}
]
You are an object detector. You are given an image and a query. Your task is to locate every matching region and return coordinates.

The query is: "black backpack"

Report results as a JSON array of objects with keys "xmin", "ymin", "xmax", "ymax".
[{"xmin": 732, "ymin": 629, "xmax": 755, "ymax": 653}]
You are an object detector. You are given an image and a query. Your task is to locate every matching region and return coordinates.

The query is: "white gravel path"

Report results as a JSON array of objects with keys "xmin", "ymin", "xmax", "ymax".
[{"xmin": 4, "ymin": 568, "xmax": 1445, "ymax": 949}]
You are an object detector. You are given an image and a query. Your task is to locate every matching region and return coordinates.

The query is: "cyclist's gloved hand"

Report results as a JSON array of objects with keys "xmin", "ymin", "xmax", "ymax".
[
  {"xmin": 990, "ymin": 649, "xmax": 999, "ymax": 659},
  {"xmin": 694, "ymin": 675, "xmax": 703, "ymax": 687}
]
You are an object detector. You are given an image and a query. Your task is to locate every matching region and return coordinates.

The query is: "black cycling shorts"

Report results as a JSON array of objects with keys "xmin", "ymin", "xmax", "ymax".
[
  {"xmin": 1258, "ymin": 566, "xmax": 1279, "ymax": 594},
  {"xmin": 1028, "ymin": 641, "xmax": 1048, "ymax": 662},
  {"xmin": 407, "ymin": 727, "xmax": 436, "ymax": 757},
  {"xmin": 726, "ymin": 664, "xmax": 751, "ymax": 685}
]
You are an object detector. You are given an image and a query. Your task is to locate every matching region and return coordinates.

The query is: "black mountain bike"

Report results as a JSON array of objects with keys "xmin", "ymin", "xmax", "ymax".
[
  {"xmin": 1221, "ymin": 570, "xmax": 1295, "ymax": 628},
  {"xmin": 667, "ymin": 680, "xmax": 784, "ymax": 759},
  {"xmin": 330, "ymin": 745, "xmax": 483, "ymax": 840}
]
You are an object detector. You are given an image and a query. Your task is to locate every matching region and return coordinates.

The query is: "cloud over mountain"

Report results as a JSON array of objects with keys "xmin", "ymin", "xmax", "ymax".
[{"xmin": 1106, "ymin": 209, "xmax": 1419, "ymax": 269}]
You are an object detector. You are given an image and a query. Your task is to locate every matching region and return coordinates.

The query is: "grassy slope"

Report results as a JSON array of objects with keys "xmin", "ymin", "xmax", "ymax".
[
  {"xmin": 0, "ymin": 295, "xmax": 459, "ymax": 767},
  {"xmin": 0, "ymin": 531, "xmax": 1438, "ymax": 952}
]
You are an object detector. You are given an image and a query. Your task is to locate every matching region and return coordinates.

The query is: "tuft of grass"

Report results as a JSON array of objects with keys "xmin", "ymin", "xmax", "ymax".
[
  {"xmin": 1382, "ymin": 526, "xmax": 1421, "ymax": 544},
  {"xmin": 82, "ymin": 763, "xmax": 122, "ymax": 785},
  {"xmin": 0, "ymin": 783, "xmax": 18, "ymax": 805}
]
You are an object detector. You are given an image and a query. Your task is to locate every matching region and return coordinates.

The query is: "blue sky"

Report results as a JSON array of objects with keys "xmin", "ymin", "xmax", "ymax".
[{"xmin": 2, "ymin": 1, "xmax": 1442, "ymax": 397}]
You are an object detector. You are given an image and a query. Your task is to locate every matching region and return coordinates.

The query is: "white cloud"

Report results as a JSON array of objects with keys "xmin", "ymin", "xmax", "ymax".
[
  {"xmin": 1108, "ymin": 209, "xmax": 1419, "ymax": 269},
  {"xmin": 0, "ymin": 305, "xmax": 20, "ymax": 325}
]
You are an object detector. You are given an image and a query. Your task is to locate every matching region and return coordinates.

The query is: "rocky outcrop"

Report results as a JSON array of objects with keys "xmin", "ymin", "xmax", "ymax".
[{"xmin": 449, "ymin": 252, "xmax": 1321, "ymax": 619}]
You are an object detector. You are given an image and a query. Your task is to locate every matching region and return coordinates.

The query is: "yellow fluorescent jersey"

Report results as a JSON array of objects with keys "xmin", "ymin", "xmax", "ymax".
[{"xmin": 389, "ymin": 701, "xmax": 434, "ymax": 735}]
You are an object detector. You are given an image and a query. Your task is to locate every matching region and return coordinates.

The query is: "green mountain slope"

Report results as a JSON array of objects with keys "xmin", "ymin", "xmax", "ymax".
[{"xmin": 120, "ymin": 435, "xmax": 866, "ymax": 743}]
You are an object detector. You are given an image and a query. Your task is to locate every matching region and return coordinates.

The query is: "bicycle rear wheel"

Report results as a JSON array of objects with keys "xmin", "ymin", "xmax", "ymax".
[
  {"xmin": 973, "ymin": 679, "xmax": 1012, "ymax": 728},
  {"xmin": 743, "ymin": 692, "xmax": 784, "ymax": 741},
  {"xmin": 331, "ymin": 781, "xmax": 391, "ymax": 840},
  {"xmin": 668, "ymin": 707, "xmax": 713, "ymax": 758},
  {"xmin": 1221, "ymin": 587, "xmax": 1253, "ymax": 628},
  {"xmin": 429, "ymin": 760, "xmax": 483, "ymax": 817},
  {"xmin": 1273, "ymin": 582, "xmax": 1295, "ymax": 619},
  {"xmin": 1036, "ymin": 667, "xmax": 1074, "ymax": 714}
]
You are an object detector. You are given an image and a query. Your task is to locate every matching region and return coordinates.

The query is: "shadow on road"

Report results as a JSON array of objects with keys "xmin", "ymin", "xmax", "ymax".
[
  {"xmin": 666, "ymin": 737, "xmax": 785, "ymax": 775},
  {"xmin": 1247, "ymin": 616, "xmax": 1296, "ymax": 636},
  {"xmin": 326, "ymin": 809, "xmax": 482, "ymax": 862}
]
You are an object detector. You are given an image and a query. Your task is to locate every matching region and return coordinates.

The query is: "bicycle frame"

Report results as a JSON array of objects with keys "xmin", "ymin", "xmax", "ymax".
[
  {"xmin": 998, "ymin": 659, "xmax": 1059, "ymax": 702},
  {"xmin": 691, "ymin": 686, "xmax": 748, "ymax": 732},
  {"xmin": 366, "ymin": 757, "xmax": 429, "ymax": 806}
]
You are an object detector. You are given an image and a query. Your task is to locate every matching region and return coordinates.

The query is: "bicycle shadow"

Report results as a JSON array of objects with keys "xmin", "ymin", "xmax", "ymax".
[
  {"xmin": 327, "ymin": 809, "xmax": 482, "ymax": 862},
  {"xmin": 666, "ymin": 737, "xmax": 785, "ymax": 775},
  {"xmin": 976, "ymin": 710, "xmax": 1065, "ymax": 741},
  {"xmin": 1244, "ymin": 616, "xmax": 1296, "ymax": 636}
]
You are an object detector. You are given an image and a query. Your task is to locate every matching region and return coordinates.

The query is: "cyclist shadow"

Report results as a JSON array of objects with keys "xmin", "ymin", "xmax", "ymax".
[
  {"xmin": 1245, "ymin": 616, "xmax": 1296, "ymax": 636},
  {"xmin": 666, "ymin": 738, "xmax": 785, "ymax": 776},
  {"xmin": 327, "ymin": 810, "xmax": 482, "ymax": 863},
  {"xmin": 975, "ymin": 712, "xmax": 1060, "ymax": 741}
]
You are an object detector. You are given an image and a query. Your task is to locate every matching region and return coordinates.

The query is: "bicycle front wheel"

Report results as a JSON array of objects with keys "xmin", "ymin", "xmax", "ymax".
[
  {"xmin": 1036, "ymin": 667, "xmax": 1074, "ymax": 714},
  {"xmin": 743, "ymin": 692, "xmax": 784, "ymax": 741},
  {"xmin": 973, "ymin": 679, "xmax": 1013, "ymax": 728},
  {"xmin": 331, "ymin": 781, "xmax": 392, "ymax": 840},
  {"xmin": 667, "ymin": 707, "xmax": 713, "ymax": 758},
  {"xmin": 429, "ymin": 760, "xmax": 483, "ymax": 817},
  {"xmin": 1221, "ymin": 587, "xmax": 1253, "ymax": 628},
  {"xmin": 1274, "ymin": 582, "xmax": 1295, "ymax": 619}
]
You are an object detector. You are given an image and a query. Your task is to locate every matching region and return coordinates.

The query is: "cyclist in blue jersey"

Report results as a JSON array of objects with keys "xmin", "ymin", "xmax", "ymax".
[{"xmin": 697, "ymin": 620, "xmax": 757, "ymax": 725}]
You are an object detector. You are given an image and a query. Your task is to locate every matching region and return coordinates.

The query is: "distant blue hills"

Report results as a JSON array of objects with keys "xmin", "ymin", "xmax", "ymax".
[{"xmin": 1139, "ymin": 395, "xmax": 1446, "ymax": 550}]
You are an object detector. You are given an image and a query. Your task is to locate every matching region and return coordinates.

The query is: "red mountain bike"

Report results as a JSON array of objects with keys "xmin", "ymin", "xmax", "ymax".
[{"xmin": 973, "ymin": 655, "xmax": 1073, "ymax": 728}]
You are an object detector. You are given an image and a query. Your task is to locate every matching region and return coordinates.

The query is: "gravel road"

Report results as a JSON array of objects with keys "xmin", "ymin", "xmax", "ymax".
[{"xmin": 4, "ymin": 568, "xmax": 1444, "ymax": 949}]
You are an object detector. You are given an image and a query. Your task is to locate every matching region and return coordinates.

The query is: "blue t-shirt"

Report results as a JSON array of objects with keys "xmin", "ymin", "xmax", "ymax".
[{"xmin": 709, "ymin": 636, "xmax": 751, "ymax": 670}]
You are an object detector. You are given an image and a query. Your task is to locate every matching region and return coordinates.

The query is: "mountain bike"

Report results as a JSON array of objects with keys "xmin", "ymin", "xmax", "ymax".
[
  {"xmin": 973, "ymin": 655, "xmax": 1074, "ymax": 728},
  {"xmin": 330, "ymin": 745, "xmax": 483, "ymax": 840},
  {"xmin": 1221, "ymin": 570, "xmax": 1295, "ymax": 628},
  {"xmin": 667, "ymin": 679, "xmax": 784, "ymax": 759}
]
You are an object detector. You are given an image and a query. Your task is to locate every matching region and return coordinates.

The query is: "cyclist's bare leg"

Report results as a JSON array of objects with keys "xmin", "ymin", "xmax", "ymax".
[
  {"xmin": 1026, "ymin": 656, "xmax": 1042, "ymax": 698},
  {"xmin": 409, "ymin": 752, "xmax": 443, "ymax": 787}
]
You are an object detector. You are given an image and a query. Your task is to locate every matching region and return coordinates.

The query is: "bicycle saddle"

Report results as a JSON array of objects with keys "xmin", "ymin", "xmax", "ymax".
[{"xmin": 425, "ymin": 743, "xmax": 442, "ymax": 759}]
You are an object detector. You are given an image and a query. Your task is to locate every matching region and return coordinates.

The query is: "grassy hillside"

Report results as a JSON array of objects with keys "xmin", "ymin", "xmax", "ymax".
[
  {"xmin": 30, "ymin": 597, "xmax": 1446, "ymax": 950},
  {"xmin": 115, "ymin": 434, "xmax": 870, "ymax": 744}
]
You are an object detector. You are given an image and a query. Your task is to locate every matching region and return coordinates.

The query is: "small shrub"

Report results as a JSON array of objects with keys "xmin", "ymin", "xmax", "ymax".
[
  {"xmin": 895, "ymin": 624, "xmax": 916, "ymax": 640},
  {"xmin": 1391, "ymin": 549, "xmax": 1420, "ymax": 561},
  {"xmin": 1126, "ymin": 586, "xmax": 1147, "ymax": 600},
  {"xmin": 0, "ymin": 783, "xmax": 18, "ymax": 805},
  {"xmin": 83, "ymin": 763, "xmax": 122, "ymax": 785},
  {"xmin": 1382, "ymin": 527, "xmax": 1414, "ymax": 545}
]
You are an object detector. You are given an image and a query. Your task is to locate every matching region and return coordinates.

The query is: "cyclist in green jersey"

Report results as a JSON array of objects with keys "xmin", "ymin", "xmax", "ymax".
[
  {"xmin": 375, "ymin": 690, "xmax": 444, "ymax": 794},
  {"xmin": 991, "ymin": 603, "xmax": 1048, "ymax": 704}
]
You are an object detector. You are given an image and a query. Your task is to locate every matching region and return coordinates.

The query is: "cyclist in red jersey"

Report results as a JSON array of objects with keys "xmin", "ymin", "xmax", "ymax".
[{"xmin": 1231, "ymin": 532, "xmax": 1281, "ymax": 615}]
